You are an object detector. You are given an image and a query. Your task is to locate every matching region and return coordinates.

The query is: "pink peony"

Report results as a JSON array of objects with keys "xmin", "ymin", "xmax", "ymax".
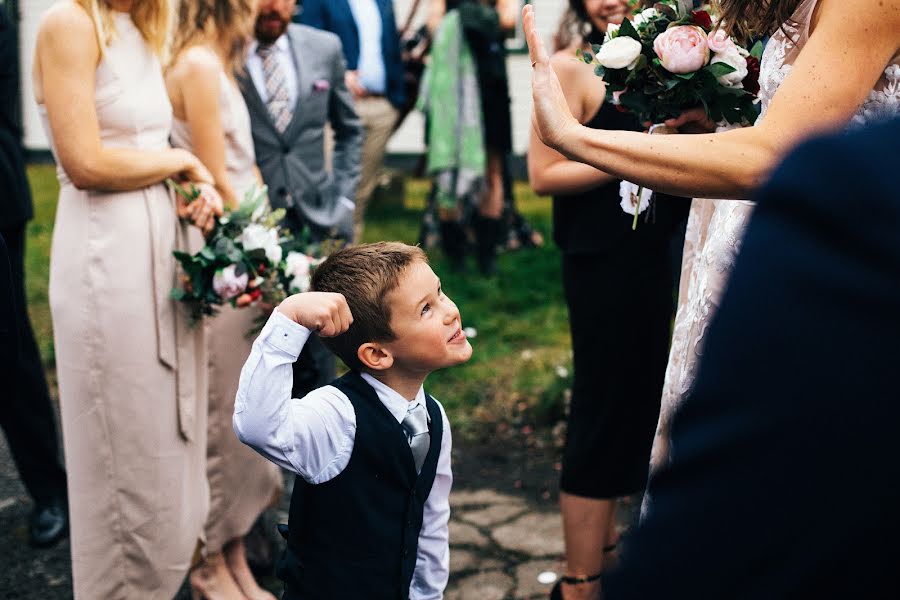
[
  {"xmin": 707, "ymin": 28, "xmax": 737, "ymax": 54},
  {"xmin": 212, "ymin": 264, "xmax": 249, "ymax": 301},
  {"xmin": 653, "ymin": 26, "xmax": 710, "ymax": 74}
]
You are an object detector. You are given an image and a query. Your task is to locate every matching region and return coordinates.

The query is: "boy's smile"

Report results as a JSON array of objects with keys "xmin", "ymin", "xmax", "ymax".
[{"xmin": 381, "ymin": 260, "xmax": 473, "ymax": 376}]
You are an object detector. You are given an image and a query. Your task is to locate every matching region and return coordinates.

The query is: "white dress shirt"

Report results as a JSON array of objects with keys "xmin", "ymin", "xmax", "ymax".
[
  {"xmin": 234, "ymin": 309, "xmax": 452, "ymax": 600},
  {"xmin": 348, "ymin": 0, "xmax": 387, "ymax": 94},
  {"xmin": 246, "ymin": 35, "xmax": 299, "ymax": 109}
]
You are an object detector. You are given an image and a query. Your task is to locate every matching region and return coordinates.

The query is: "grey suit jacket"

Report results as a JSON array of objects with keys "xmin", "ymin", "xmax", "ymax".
[{"xmin": 239, "ymin": 24, "xmax": 363, "ymax": 240}]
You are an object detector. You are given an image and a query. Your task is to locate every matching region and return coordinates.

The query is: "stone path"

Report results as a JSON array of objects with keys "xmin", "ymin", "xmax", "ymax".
[{"xmin": 444, "ymin": 489, "xmax": 565, "ymax": 600}]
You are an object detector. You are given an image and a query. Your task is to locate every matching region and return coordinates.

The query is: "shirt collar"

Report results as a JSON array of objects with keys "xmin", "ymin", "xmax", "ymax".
[
  {"xmin": 360, "ymin": 372, "xmax": 429, "ymax": 424},
  {"xmin": 248, "ymin": 34, "xmax": 291, "ymax": 59}
]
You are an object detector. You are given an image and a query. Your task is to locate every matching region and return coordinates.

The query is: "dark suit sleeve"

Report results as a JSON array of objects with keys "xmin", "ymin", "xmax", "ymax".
[
  {"xmin": 604, "ymin": 120, "xmax": 900, "ymax": 599},
  {"xmin": 327, "ymin": 39, "xmax": 363, "ymax": 203}
]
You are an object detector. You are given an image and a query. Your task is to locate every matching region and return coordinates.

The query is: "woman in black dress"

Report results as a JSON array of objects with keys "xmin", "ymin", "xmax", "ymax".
[{"xmin": 528, "ymin": 1, "xmax": 689, "ymax": 598}]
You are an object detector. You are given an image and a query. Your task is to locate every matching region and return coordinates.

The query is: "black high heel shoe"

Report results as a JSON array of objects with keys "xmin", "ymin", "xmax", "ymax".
[{"xmin": 548, "ymin": 572, "xmax": 603, "ymax": 600}]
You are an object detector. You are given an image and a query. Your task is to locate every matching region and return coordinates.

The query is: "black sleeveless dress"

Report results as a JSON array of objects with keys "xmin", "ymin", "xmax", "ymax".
[{"xmin": 554, "ymin": 102, "xmax": 690, "ymax": 498}]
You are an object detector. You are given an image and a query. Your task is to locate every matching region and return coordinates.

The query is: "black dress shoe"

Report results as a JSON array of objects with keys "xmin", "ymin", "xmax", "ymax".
[{"xmin": 29, "ymin": 499, "xmax": 68, "ymax": 548}]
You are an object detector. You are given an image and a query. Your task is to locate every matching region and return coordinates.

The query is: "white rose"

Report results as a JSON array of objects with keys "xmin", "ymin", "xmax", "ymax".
[
  {"xmin": 597, "ymin": 36, "xmax": 642, "ymax": 70},
  {"xmin": 711, "ymin": 47, "xmax": 748, "ymax": 87},
  {"xmin": 633, "ymin": 7, "xmax": 657, "ymax": 26},
  {"xmin": 603, "ymin": 22, "xmax": 621, "ymax": 43},
  {"xmin": 285, "ymin": 251, "xmax": 312, "ymax": 279},
  {"xmin": 212, "ymin": 264, "xmax": 248, "ymax": 301},
  {"xmin": 619, "ymin": 180, "xmax": 652, "ymax": 216},
  {"xmin": 289, "ymin": 274, "xmax": 311, "ymax": 293},
  {"xmin": 240, "ymin": 223, "xmax": 282, "ymax": 265}
]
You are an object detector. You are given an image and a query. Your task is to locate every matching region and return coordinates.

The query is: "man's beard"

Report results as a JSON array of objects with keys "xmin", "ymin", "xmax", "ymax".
[{"xmin": 255, "ymin": 12, "xmax": 289, "ymax": 44}]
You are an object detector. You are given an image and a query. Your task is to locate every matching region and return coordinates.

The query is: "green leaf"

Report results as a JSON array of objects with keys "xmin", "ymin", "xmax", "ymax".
[
  {"xmin": 705, "ymin": 62, "xmax": 737, "ymax": 78},
  {"xmin": 594, "ymin": 65, "xmax": 605, "ymax": 78},
  {"xmin": 575, "ymin": 48, "xmax": 583, "ymax": 59},
  {"xmin": 582, "ymin": 52, "xmax": 593, "ymax": 64},
  {"xmin": 618, "ymin": 17, "xmax": 640, "ymax": 41},
  {"xmin": 199, "ymin": 246, "xmax": 216, "ymax": 261},
  {"xmin": 591, "ymin": 44, "xmax": 602, "ymax": 56},
  {"xmin": 750, "ymin": 40, "xmax": 764, "ymax": 60},
  {"xmin": 170, "ymin": 287, "xmax": 186, "ymax": 301},
  {"xmin": 673, "ymin": 71, "xmax": 696, "ymax": 80}
]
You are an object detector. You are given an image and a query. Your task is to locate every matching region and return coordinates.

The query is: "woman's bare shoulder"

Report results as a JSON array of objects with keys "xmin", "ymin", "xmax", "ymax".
[{"xmin": 37, "ymin": 1, "xmax": 94, "ymax": 41}]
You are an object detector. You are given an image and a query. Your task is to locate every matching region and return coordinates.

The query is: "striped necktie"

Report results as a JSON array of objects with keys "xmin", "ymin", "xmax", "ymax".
[{"xmin": 257, "ymin": 43, "xmax": 293, "ymax": 133}]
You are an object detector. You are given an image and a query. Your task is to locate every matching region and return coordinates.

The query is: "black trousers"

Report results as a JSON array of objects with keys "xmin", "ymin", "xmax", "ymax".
[{"xmin": 0, "ymin": 224, "xmax": 67, "ymax": 504}]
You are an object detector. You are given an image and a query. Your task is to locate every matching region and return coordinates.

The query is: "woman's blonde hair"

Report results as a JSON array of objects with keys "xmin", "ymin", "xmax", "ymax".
[
  {"xmin": 170, "ymin": 0, "xmax": 257, "ymax": 76},
  {"xmin": 76, "ymin": 0, "xmax": 172, "ymax": 60}
]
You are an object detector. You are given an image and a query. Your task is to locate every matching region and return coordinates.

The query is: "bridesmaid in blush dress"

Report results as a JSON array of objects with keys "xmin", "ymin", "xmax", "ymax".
[
  {"xmin": 167, "ymin": 1, "xmax": 283, "ymax": 598},
  {"xmin": 33, "ymin": 0, "xmax": 223, "ymax": 598}
]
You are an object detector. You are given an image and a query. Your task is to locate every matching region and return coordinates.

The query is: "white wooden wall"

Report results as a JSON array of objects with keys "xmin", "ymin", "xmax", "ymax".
[
  {"xmin": 19, "ymin": 0, "xmax": 54, "ymax": 151},
  {"xmin": 19, "ymin": 0, "xmax": 567, "ymax": 155}
]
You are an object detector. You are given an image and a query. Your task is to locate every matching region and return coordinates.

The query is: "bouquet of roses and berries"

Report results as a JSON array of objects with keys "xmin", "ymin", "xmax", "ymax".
[
  {"xmin": 577, "ymin": 1, "xmax": 763, "ymax": 227},
  {"xmin": 168, "ymin": 181, "xmax": 332, "ymax": 323}
]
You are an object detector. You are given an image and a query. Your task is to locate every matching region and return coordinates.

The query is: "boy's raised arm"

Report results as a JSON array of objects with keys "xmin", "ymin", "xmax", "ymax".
[{"xmin": 233, "ymin": 293, "xmax": 353, "ymax": 475}]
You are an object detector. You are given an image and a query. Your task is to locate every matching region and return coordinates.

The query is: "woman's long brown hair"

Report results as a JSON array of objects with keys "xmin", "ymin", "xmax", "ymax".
[{"xmin": 715, "ymin": 0, "xmax": 803, "ymax": 43}]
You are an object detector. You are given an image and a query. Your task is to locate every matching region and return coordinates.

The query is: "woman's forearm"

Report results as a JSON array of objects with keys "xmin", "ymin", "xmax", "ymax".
[
  {"xmin": 560, "ymin": 124, "xmax": 774, "ymax": 199},
  {"xmin": 530, "ymin": 159, "xmax": 616, "ymax": 196},
  {"xmin": 63, "ymin": 145, "xmax": 191, "ymax": 192}
]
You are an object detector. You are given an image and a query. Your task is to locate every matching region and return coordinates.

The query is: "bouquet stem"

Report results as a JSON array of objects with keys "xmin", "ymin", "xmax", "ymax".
[{"xmin": 632, "ymin": 186, "xmax": 644, "ymax": 231}]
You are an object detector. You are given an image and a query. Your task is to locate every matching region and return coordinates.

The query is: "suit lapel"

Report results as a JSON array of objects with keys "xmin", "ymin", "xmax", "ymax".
[
  {"xmin": 282, "ymin": 27, "xmax": 310, "ymax": 141},
  {"xmin": 238, "ymin": 63, "xmax": 285, "ymax": 140}
]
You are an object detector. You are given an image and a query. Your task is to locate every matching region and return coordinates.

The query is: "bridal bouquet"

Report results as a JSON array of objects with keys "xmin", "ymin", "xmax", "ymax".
[
  {"xmin": 168, "ymin": 181, "xmax": 331, "ymax": 323},
  {"xmin": 577, "ymin": 1, "xmax": 763, "ymax": 227}
]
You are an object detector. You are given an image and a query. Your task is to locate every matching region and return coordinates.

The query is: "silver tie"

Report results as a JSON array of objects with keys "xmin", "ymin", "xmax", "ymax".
[{"xmin": 401, "ymin": 404, "xmax": 430, "ymax": 473}]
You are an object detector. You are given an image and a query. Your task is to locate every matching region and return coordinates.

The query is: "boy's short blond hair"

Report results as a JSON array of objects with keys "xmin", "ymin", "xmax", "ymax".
[{"xmin": 311, "ymin": 242, "xmax": 427, "ymax": 371}]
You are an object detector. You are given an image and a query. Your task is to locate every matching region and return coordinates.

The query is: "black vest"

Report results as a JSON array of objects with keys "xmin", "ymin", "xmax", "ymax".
[
  {"xmin": 552, "ymin": 102, "xmax": 691, "ymax": 255},
  {"xmin": 277, "ymin": 371, "xmax": 444, "ymax": 600}
]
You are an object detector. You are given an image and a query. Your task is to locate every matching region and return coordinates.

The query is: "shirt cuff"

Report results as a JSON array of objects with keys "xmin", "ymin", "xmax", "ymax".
[{"xmin": 261, "ymin": 309, "xmax": 312, "ymax": 359}]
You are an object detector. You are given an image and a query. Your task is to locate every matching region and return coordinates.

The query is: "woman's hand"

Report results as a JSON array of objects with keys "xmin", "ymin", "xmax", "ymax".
[
  {"xmin": 523, "ymin": 4, "xmax": 580, "ymax": 152},
  {"xmin": 177, "ymin": 149, "xmax": 215, "ymax": 186},
  {"xmin": 190, "ymin": 183, "xmax": 224, "ymax": 236}
]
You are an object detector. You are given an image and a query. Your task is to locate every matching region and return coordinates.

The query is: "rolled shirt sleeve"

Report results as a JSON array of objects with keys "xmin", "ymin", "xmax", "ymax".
[{"xmin": 234, "ymin": 309, "xmax": 356, "ymax": 483}]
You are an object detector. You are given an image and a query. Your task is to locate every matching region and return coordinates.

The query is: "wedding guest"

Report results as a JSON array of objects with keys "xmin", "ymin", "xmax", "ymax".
[
  {"xmin": 235, "ymin": 242, "xmax": 469, "ymax": 599},
  {"xmin": 33, "ymin": 0, "xmax": 223, "ymax": 597},
  {"xmin": 166, "ymin": 1, "xmax": 282, "ymax": 598},
  {"xmin": 0, "ymin": 5, "xmax": 68, "ymax": 548},
  {"xmin": 524, "ymin": 0, "xmax": 900, "ymax": 503},
  {"xmin": 528, "ymin": 1, "xmax": 689, "ymax": 597},
  {"xmin": 422, "ymin": 0, "xmax": 519, "ymax": 275},
  {"xmin": 299, "ymin": 0, "xmax": 405, "ymax": 242},
  {"xmin": 604, "ymin": 117, "xmax": 900, "ymax": 599},
  {"xmin": 238, "ymin": 0, "xmax": 363, "ymax": 398}
]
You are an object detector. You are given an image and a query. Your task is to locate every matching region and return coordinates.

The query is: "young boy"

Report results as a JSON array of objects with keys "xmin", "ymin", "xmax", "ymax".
[{"xmin": 234, "ymin": 242, "xmax": 472, "ymax": 600}]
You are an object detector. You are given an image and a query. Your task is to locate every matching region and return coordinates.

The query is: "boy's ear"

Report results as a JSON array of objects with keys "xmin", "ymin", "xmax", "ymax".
[{"xmin": 357, "ymin": 342, "xmax": 394, "ymax": 371}]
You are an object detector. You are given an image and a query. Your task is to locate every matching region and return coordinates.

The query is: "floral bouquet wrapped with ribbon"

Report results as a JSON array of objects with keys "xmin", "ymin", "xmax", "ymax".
[
  {"xmin": 577, "ymin": 1, "xmax": 762, "ymax": 228},
  {"xmin": 169, "ymin": 181, "xmax": 330, "ymax": 323}
]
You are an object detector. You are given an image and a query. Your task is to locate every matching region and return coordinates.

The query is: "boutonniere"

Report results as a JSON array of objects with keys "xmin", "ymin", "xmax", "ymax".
[{"xmin": 312, "ymin": 79, "xmax": 330, "ymax": 92}]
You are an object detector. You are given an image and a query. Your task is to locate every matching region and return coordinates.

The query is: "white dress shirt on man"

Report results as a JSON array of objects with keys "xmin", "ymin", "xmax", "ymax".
[
  {"xmin": 234, "ymin": 309, "xmax": 452, "ymax": 600},
  {"xmin": 348, "ymin": 0, "xmax": 387, "ymax": 94},
  {"xmin": 246, "ymin": 36, "xmax": 299, "ymax": 109}
]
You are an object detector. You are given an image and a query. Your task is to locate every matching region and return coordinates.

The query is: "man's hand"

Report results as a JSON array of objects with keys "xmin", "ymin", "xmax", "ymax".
[
  {"xmin": 344, "ymin": 70, "xmax": 367, "ymax": 99},
  {"xmin": 278, "ymin": 292, "xmax": 353, "ymax": 337},
  {"xmin": 663, "ymin": 107, "xmax": 718, "ymax": 134}
]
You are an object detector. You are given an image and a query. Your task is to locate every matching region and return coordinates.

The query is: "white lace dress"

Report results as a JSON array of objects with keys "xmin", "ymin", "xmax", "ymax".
[{"xmin": 648, "ymin": 0, "xmax": 900, "ymax": 477}]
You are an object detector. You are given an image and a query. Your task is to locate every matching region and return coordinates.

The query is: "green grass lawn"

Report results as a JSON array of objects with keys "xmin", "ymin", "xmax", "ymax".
[{"xmin": 24, "ymin": 165, "xmax": 572, "ymax": 435}]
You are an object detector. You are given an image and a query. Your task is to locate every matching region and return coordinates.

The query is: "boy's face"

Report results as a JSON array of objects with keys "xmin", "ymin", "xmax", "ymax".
[{"xmin": 381, "ymin": 260, "xmax": 473, "ymax": 374}]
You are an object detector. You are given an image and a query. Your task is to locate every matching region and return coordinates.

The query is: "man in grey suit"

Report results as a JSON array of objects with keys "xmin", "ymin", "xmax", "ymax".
[
  {"xmin": 240, "ymin": 0, "xmax": 363, "ymax": 395},
  {"xmin": 240, "ymin": 0, "xmax": 363, "ymax": 243}
]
